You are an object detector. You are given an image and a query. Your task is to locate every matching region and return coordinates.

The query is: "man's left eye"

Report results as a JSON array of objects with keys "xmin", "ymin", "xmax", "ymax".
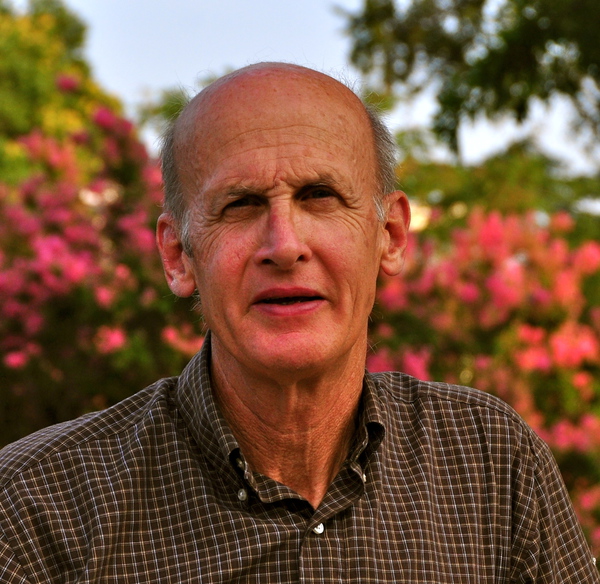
[{"xmin": 303, "ymin": 187, "xmax": 334, "ymax": 200}]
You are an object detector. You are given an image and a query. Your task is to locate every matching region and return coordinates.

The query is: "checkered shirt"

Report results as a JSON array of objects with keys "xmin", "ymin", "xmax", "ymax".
[{"xmin": 0, "ymin": 335, "xmax": 598, "ymax": 582}]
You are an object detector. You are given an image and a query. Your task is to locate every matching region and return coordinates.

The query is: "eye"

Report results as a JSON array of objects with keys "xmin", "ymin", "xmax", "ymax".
[
  {"xmin": 224, "ymin": 194, "xmax": 262, "ymax": 210},
  {"xmin": 301, "ymin": 186, "xmax": 337, "ymax": 200}
]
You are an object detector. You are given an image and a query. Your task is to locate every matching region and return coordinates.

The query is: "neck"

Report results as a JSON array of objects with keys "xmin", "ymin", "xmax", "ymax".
[{"xmin": 210, "ymin": 337, "xmax": 365, "ymax": 509}]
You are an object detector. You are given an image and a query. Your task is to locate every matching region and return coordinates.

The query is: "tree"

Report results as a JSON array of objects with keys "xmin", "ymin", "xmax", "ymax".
[
  {"xmin": 0, "ymin": 1, "xmax": 203, "ymax": 446},
  {"xmin": 370, "ymin": 203, "xmax": 600, "ymax": 552},
  {"xmin": 342, "ymin": 0, "xmax": 600, "ymax": 155}
]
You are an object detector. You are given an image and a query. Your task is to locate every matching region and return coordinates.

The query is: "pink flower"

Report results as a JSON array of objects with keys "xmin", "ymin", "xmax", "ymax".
[
  {"xmin": 517, "ymin": 324, "xmax": 546, "ymax": 345},
  {"xmin": 486, "ymin": 259, "xmax": 526, "ymax": 310},
  {"xmin": 161, "ymin": 326, "xmax": 204, "ymax": 357},
  {"xmin": 515, "ymin": 346, "xmax": 552, "ymax": 372},
  {"xmin": 55, "ymin": 74, "xmax": 80, "ymax": 92},
  {"xmin": 95, "ymin": 326, "xmax": 127, "ymax": 354},
  {"xmin": 573, "ymin": 241, "xmax": 600, "ymax": 275},
  {"xmin": 550, "ymin": 211, "xmax": 575, "ymax": 233},
  {"xmin": 4, "ymin": 351, "xmax": 28, "ymax": 369},
  {"xmin": 550, "ymin": 322, "xmax": 599, "ymax": 368},
  {"xmin": 376, "ymin": 323, "xmax": 394, "ymax": 339},
  {"xmin": 401, "ymin": 347, "xmax": 431, "ymax": 380},
  {"xmin": 366, "ymin": 347, "xmax": 395, "ymax": 372},
  {"xmin": 93, "ymin": 107, "xmax": 117, "ymax": 131},
  {"xmin": 378, "ymin": 277, "xmax": 407, "ymax": 310},
  {"xmin": 456, "ymin": 281, "xmax": 480, "ymax": 303},
  {"xmin": 95, "ymin": 286, "xmax": 116, "ymax": 308}
]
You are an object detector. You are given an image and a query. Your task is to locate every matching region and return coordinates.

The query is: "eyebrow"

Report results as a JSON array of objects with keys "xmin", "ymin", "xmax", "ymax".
[{"xmin": 223, "ymin": 173, "xmax": 351, "ymax": 198}]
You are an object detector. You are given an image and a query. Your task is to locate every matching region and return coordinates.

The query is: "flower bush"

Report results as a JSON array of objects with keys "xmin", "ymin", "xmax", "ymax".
[
  {"xmin": 0, "ymin": 83, "xmax": 204, "ymax": 445},
  {"xmin": 370, "ymin": 206, "xmax": 600, "ymax": 552}
]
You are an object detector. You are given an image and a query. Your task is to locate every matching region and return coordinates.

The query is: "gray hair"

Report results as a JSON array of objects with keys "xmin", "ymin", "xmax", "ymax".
[{"xmin": 159, "ymin": 89, "xmax": 397, "ymax": 255}]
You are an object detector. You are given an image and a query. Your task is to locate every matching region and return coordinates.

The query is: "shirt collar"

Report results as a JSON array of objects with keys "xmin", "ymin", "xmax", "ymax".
[
  {"xmin": 172, "ymin": 331, "xmax": 243, "ymax": 482},
  {"xmin": 172, "ymin": 331, "xmax": 387, "ymax": 482}
]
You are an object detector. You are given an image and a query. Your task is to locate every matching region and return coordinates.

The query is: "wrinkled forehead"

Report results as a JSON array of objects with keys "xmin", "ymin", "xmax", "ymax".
[{"xmin": 172, "ymin": 65, "xmax": 376, "ymax": 178}]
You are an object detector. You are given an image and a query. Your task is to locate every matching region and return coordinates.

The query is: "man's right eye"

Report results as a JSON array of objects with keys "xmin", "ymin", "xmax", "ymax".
[{"xmin": 225, "ymin": 196, "xmax": 260, "ymax": 210}]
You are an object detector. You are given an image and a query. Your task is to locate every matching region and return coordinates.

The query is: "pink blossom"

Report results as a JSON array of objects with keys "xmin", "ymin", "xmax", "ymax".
[
  {"xmin": 474, "ymin": 355, "xmax": 493, "ymax": 371},
  {"xmin": 366, "ymin": 347, "xmax": 395, "ymax": 372},
  {"xmin": 161, "ymin": 326, "xmax": 204, "ymax": 357},
  {"xmin": 456, "ymin": 281, "xmax": 480, "ymax": 303},
  {"xmin": 376, "ymin": 323, "xmax": 394, "ymax": 339},
  {"xmin": 573, "ymin": 241, "xmax": 600, "ymax": 275},
  {"xmin": 530, "ymin": 286, "xmax": 553, "ymax": 308},
  {"xmin": 102, "ymin": 137, "xmax": 121, "ymax": 164},
  {"xmin": 93, "ymin": 107, "xmax": 117, "ymax": 131},
  {"xmin": 486, "ymin": 272, "xmax": 521, "ymax": 310},
  {"xmin": 55, "ymin": 74, "xmax": 80, "ymax": 92},
  {"xmin": 95, "ymin": 286, "xmax": 116, "ymax": 308},
  {"xmin": 4, "ymin": 351, "xmax": 28, "ymax": 369},
  {"xmin": 475, "ymin": 210, "xmax": 509, "ymax": 261},
  {"xmin": 63, "ymin": 254, "xmax": 94, "ymax": 284},
  {"xmin": 515, "ymin": 346, "xmax": 552, "ymax": 372},
  {"xmin": 115, "ymin": 264, "xmax": 132, "ymax": 281},
  {"xmin": 517, "ymin": 324, "xmax": 546, "ymax": 345},
  {"xmin": 5, "ymin": 204, "xmax": 41, "ymax": 236},
  {"xmin": 95, "ymin": 326, "xmax": 127, "ymax": 354},
  {"xmin": 553, "ymin": 270, "xmax": 582, "ymax": 310},
  {"xmin": 401, "ymin": 347, "xmax": 431, "ymax": 380},
  {"xmin": 550, "ymin": 322, "xmax": 599, "ymax": 368},
  {"xmin": 573, "ymin": 371, "xmax": 593, "ymax": 391},
  {"xmin": 378, "ymin": 277, "xmax": 407, "ymax": 310},
  {"xmin": 550, "ymin": 211, "xmax": 575, "ymax": 233},
  {"xmin": 23, "ymin": 312, "xmax": 44, "ymax": 336}
]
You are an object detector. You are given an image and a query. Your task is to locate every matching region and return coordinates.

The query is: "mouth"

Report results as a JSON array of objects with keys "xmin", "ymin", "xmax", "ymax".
[
  {"xmin": 257, "ymin": 295, "xmax": 323, "ymax": 306},
  {"xmin": 252, "ymin": 288, "xmax": 325, "ymax": 308}
]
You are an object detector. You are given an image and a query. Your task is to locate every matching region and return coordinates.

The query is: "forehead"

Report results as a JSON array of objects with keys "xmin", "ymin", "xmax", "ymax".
[{"xmin": 173, "ymin": 66, "xmax": 378, "ymax": 194}]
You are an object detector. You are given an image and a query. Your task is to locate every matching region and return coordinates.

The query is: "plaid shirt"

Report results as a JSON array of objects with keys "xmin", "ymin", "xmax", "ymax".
[{"xmin": 0, "ymin": 336, "xmax": 597, "ymax": 583}]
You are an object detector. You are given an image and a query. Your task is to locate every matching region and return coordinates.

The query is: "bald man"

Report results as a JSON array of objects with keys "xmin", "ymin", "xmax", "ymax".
[{"xmin": 0, "ymin": 63, "xmax": 597, "ymax": 583}]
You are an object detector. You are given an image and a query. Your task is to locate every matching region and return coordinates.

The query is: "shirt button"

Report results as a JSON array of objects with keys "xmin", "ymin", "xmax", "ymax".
[
  {"xmin": 313, "ymin": 523, "xmax": 325, "ymax": 535},
  {"xmin": 236, "ymin": 458, "xmax": 244, "ymax": 469},
  {"xmin": 362, "ymin": 473, "xmax": 367, "ymax": 483},
  {"xmin": 237, "ymin": 489, "xmax": 248, "ymax": 501}
]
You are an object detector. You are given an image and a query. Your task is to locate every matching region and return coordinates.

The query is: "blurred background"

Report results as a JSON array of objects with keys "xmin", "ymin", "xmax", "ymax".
[{"xmin": 1, "ymin": 0, "xmax": 599, "ymax": 552}]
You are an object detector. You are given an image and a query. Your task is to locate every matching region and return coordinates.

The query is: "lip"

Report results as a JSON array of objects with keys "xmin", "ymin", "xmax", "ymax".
[{"xmin": 252, "ymin": 286, "xmax": 324, "ymax": 304}]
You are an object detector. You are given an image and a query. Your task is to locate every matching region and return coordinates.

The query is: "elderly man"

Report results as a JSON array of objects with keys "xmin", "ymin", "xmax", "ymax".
[{"xmin": 0, "ymin": 63, "xmax": 597, "ymax": 582}]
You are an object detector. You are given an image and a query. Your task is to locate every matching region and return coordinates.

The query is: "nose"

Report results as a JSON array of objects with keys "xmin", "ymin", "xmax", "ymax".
[{"xmin": 254, "ymin": 203, "xmax": 312, "ymax": 269}]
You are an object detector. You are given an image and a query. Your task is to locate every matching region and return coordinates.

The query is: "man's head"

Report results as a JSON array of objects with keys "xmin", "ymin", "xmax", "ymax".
[
  {"xmin": 156, "ymin": 63, "xmax": 410, "ymax": 379},
  {"xmin": 161, "ymin": 63, "xmax": 398, "ymax": 255}
]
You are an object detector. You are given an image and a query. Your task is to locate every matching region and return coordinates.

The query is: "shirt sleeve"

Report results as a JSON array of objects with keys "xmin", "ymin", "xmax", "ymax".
[
  {"xmin": 509, "ymin": 432, "xmax": 600, "ymax": 583},
  {"xmin": 0, "ymin": 532, "xmax": 29, "ymax": 584}
]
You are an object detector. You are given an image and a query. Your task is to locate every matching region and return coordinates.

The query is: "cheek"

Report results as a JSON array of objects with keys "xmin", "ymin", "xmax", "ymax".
[{"xmin": 194, "ymin": 229, "xmax": 255, "ymax": 296}]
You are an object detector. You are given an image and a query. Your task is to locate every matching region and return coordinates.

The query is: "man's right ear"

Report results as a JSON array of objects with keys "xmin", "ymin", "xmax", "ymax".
[{"xmin": 156, "ymin": 213, "xmax": 197, "ymax": 298}]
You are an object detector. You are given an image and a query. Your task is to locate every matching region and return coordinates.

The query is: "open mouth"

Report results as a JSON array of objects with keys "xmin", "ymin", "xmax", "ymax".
[{"xmin": 258, "ymin": 296, "xmax": 322, "ymax": 305}]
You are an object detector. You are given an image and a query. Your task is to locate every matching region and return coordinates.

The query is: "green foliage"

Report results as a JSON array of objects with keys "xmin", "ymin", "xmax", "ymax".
[
  {"xmin": 396, "ymin": 132, "xmax": 600, "ymax": 241},
  {"xmin": 0, "ymin": 0, "xmax": 204, "ymax": 447},
  {"xmin": 343, "ymin": 0, "xmax": 600, "ymax": 153}
]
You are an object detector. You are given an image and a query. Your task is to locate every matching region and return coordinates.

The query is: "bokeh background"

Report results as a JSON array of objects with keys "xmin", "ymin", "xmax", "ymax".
[{"xmin": 1, "ymin": 0, "xmax": 599, "ymax": 554}]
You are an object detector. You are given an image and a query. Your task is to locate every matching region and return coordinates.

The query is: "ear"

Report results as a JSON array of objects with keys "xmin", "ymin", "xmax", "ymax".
[
  {"xmin": 379, "ymin": 191, "xmax": 411, "ymax": 277},
  {"xmin": 156, "ymin": 213, "xmax": 197, "ymax": 297}
]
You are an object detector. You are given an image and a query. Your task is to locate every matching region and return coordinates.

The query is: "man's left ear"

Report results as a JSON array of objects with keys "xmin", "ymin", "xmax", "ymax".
[{"xmin": 379, "ymin": 191, "xmax": 411, "ymax": 277}]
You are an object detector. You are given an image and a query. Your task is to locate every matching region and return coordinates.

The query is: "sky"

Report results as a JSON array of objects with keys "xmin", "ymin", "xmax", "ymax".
[
  {"xmin": 14, "ymin": 0, "xmax": 599, "ymax": 174},
  {"xmin": 65, "ymin": 0, "xmax": 365, "ymax": 122}
]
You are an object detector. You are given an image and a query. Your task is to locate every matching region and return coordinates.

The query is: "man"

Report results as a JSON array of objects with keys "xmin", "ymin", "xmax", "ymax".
[{"xmin": 0, "ymin": 63, "xmax": 597, "ymax": 582}]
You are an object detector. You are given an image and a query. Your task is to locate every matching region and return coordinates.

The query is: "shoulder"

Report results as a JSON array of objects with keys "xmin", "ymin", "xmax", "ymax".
[
  {"xmin": 370, "ymin": 370, "xmax": 522, "ymax": 415},
  {"xmin": 368, "ymin": 371, "xmax": 547, "ymax": 456},
  {"xmin": 0, "ymin": 377, "xmax": 177, "ymax": 488}
]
